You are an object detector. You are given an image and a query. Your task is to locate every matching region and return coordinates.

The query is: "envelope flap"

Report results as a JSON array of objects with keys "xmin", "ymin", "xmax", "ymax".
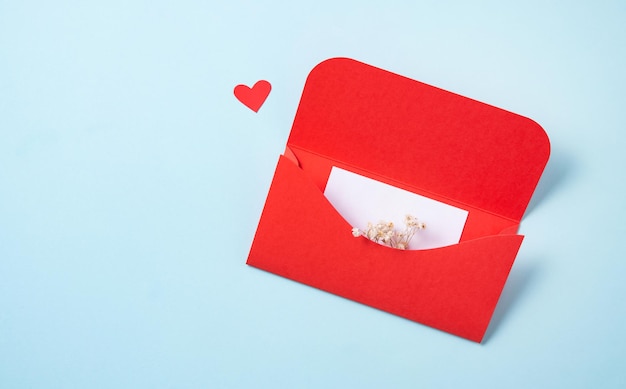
[{"xmin": 287, "ymin": 58, "xmax": 550, "ymax": 222}]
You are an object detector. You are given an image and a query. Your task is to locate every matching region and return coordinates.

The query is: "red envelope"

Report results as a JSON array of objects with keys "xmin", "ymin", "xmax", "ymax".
[{"xmin": 247, "ymin": 58, "xmax": 550, "ymax": 342}]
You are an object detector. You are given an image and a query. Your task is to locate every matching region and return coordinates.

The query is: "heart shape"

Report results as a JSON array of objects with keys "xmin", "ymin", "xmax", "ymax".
[{"xmin": 234, "ymin": 80, "xmax": 271, "ymax": 112}]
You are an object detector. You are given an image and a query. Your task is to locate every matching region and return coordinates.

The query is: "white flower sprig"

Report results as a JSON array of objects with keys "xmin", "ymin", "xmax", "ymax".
[{"xmin": 351, "ymin": 215, "xmax": 426, "ymax": 250}]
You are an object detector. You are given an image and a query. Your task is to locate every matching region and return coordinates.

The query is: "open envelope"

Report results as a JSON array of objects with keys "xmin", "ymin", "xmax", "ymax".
[{"xmin": 247, "ymin": 58, "xmax": 550, "ymax": 342}]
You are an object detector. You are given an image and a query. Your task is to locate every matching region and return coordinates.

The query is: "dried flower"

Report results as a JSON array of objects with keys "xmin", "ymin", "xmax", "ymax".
[{"xmin": 352, "ymin": 214, "xmax": 426, "ymax": 250}]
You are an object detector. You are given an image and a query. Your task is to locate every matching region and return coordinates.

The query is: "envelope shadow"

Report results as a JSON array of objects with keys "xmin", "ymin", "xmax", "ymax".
[
  {"xmin": 482, "ymin": 259, "xmax": 538, "ymax": 343},
  {"xmin": 483, "ymin": 145, "xmax": 572, "ymax": 342},
  {"xmin": 524, "ymin": 145, "xmax": 575, "ymax": 217}
]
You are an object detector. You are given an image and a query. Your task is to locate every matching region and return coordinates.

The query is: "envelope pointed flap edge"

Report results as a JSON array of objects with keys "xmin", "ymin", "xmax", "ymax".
[{"xmin": 248, "ymin": 156, "xmax": 524, "ymax": 342}]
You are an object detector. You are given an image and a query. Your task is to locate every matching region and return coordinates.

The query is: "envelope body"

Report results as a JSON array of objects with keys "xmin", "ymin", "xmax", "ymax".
[{"xmin": 247, "ymin": 58, "xmax": 550, "ymax": 342}]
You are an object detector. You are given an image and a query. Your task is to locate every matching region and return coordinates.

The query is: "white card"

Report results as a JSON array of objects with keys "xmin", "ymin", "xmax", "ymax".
[{"xmin": 324, "ymin": 167, "xmax": 469, "ymax": 250}]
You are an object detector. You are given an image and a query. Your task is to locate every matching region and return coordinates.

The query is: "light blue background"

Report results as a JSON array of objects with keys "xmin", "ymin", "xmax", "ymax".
[{"xmin": 1, "ymin": 1, "xmax": 625, "ymax": 388}]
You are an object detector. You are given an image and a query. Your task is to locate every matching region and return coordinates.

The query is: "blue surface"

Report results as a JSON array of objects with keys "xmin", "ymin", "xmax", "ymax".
[{"xmin": 1, "ymin": 1, "xmax": 625, "ymax": 388}]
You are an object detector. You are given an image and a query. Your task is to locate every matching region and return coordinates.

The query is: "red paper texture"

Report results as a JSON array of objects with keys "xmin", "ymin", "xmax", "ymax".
[
  {"xmin": 234, "ymin": 80, "xmax": 271, "ymax": 112},
  {"xmin": 247, "ymin": 58, "xmax": 550, "ymax": 342}
]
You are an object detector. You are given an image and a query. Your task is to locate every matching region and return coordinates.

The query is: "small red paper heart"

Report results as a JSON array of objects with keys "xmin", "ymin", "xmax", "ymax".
[{"xmin": 234, "ymin": 80, "xmax": 271, "ymax": 112}]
